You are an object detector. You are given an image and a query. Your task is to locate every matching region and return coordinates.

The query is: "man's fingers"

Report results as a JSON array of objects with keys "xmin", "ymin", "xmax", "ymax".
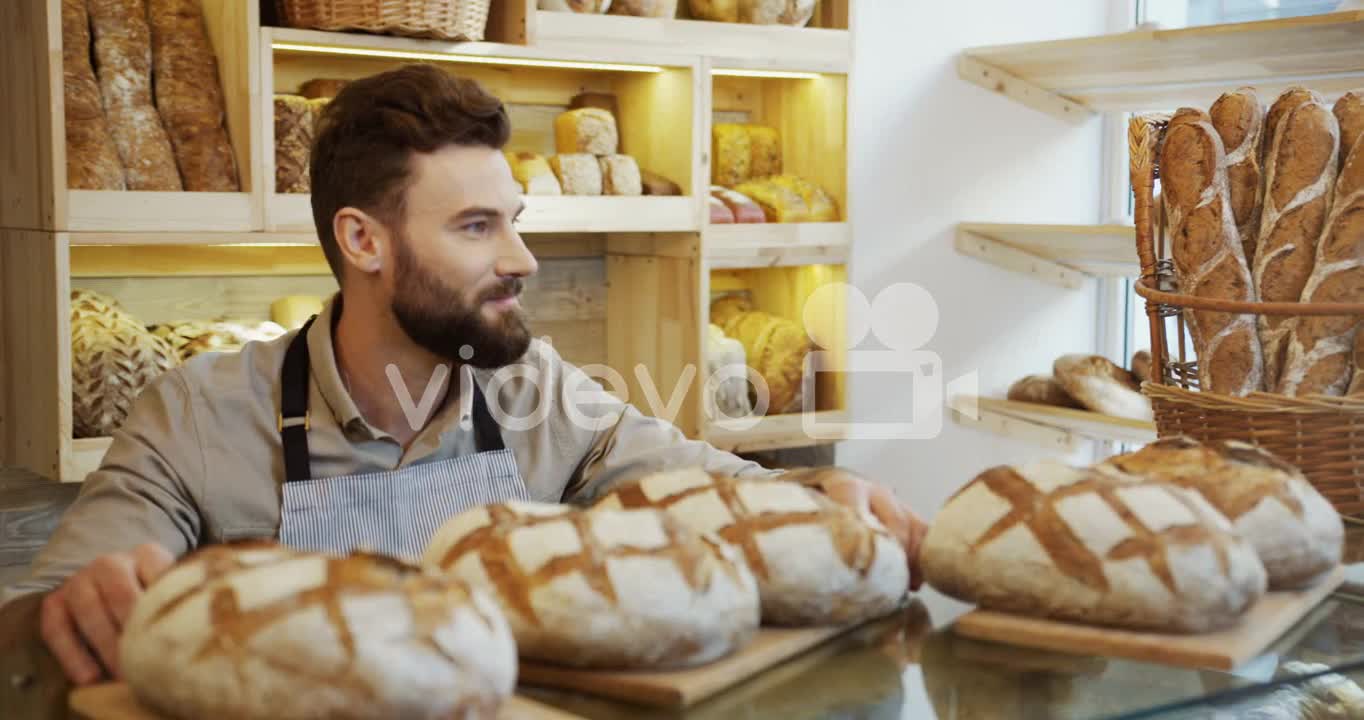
[
  {"xmin": 40, "ymin": 589, "xmax": 103, "ymax": 685},
  {"xmin": 93, "ymin": 556, "xmax": 142, "ymax": 629},
  {"xmin": 66, "ymin": 575, "xmax": 122, "ymax": 679},
  {"xmin": 868, "ymin": 486, "xmax": 912, "ymax": 541},
  {"xmin": 133, "ymin": 543, "xmax": 174, "ymax": 587}
]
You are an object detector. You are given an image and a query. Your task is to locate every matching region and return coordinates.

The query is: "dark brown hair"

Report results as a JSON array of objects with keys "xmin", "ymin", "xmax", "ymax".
[{"xmin": 310, "ymin": 63, "xmax": 511, "ymax": 280}]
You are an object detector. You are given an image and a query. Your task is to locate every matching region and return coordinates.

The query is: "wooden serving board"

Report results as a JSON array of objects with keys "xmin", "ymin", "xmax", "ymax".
[
  {"xmin": 516, "ymin": 621, "xmax": 871, "ymax": 709},
  {"xmin": 69, "ymin": 683, "xmax": 586, "ymax": 720},
  {"xmin": 953, "ymin": 565, "xmax": 1345, "ymax": 671}
]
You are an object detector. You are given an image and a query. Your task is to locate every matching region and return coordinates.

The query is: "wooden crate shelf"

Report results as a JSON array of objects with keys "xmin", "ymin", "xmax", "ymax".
[
  {"xmin": 960, "ymin": 10, "xmax": 1364, "ymax": 118},
  {"xmin": 705, "ymin": 223, "xmax": 850, "ymax": 268},
  {"xmin": 950, "ymin": 395, "xmax": 1156, "ymax": 450},
  {"xmin": 954, "ymin": 222, "xmax": 1138, "ymax": 287}
]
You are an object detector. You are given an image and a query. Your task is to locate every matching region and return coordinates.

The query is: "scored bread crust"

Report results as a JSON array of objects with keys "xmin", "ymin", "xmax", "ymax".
[
  {"xmin": 423, "ymin": 500, "xmax": 760, "ymax": 670},
  {"xmin": 594, "ymin": 469, "xmax": 910, "ymax": 626},
  {"xmin": 1053, "ymin": 354, "xmax": 1153, "ymax": 420},
  {"xmin": 119, "ymin": 541, "xmax": 517, "ymax": 720},
  {"xmin": 920, "ymin": 460, "xmax": 1267, "ymax": 633}
]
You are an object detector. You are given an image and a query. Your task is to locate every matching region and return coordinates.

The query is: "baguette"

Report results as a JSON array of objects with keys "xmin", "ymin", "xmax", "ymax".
[
  {"xmin": 1335, "ymin": 91, "xmax": 1364, "ymax": 171},
  {"xmin": 1254, "ymin": 89, "xmax": 1340, "ymax": 388},
  {"xmin": 62, "ymin": 0, "xmax": 125, "ymax": 189},
  {"xmin": 147, "ymin": 0, "xmax": 239, "ymax": 191},
  {"xmin": 1161, "ymin": 108, "xmax": 1264, "ymax": 396},
  {"xmin": 1209, "ymin": 88, "xmax": 1265, "ymax": 267},
  {"xmin": 88, "ymin": 0, "xmax": 182, "ymax": 190},
  {"xmin": 1279, "ymin": 102, "xmax": 1364, "ymax": 396}
]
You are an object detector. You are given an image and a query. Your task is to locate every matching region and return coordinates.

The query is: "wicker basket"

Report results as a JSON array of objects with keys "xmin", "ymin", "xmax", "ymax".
[
  {"xmin": 1128, "ymin": 113, "xmax": 1364, "ymax": 519},
  {"xmin": 276, "ymin": 0, "xmax": 492, "ymax": 41}
]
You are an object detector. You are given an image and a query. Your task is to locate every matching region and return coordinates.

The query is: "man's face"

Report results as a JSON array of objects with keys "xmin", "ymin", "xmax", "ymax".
[{"xmin": 386, "ymin": 144, "xmax": 536, "ymax": 368}]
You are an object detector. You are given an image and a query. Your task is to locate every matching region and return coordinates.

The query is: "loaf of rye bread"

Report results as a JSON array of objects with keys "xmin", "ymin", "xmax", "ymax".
[
  {"xmin": 1254, "ymin": 88, "xmax": 1340, "ymax": 388},
  {"xmin": 1160, "ymin": 108, "xmax": 1264, "ymax": 396},
  {"xmin": 1210, "ymin": 88, "xmax": 1266, "ymax": 267},
  {"xmin": 62, "ymin": 0, "xmax": 125, "ymax": 189},
  {"xmin": 88, "ymin": 0, "xmax": 182, "ymax": 190},
  {"xmin": 147, "ymin": 0, "xmax": 239, "ymax": 191}
]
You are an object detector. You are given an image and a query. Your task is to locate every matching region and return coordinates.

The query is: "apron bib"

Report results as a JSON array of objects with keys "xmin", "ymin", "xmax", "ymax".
[{"xmin": 274, "ymin": 316, "xmax": 530, "ymax": 560}]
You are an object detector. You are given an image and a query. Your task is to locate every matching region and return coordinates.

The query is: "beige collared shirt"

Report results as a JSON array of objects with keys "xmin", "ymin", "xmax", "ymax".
[{"xmin": 3, "ymin": 297, "xmax": 773, "ymax": 604}]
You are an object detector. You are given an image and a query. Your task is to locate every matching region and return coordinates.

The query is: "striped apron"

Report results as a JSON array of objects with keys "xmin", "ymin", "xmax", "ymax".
[{"xmin": 275, "ymin": 316, "xmax": 529, "ymax": 562}]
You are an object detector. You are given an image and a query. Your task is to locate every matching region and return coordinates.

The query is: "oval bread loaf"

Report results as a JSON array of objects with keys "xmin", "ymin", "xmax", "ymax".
[
  {"xmin": 595, "ymin": 469, "xmax": 910, "ymax": 626},
  {"xmin": 1053, "ymin": 354, "xmax": 1153, "ymax": 420},
  {"xmin": 423, "ymin": 500, "xmax": 760, "ymax": 670},
  {"xmin": 1100, "ymin": 437, "xmax": 1342, "ymax": 589},
  {"xmin": 119, "ymin": 541, "xmax": 517, "ymax": 720},
  {"xmin": 921, "ymin": 460, "xmax": 1267, "ymax": 633},
  {"xmin": 1006, "ymin": 374, "xmax": 1082, "ymax": 409}
]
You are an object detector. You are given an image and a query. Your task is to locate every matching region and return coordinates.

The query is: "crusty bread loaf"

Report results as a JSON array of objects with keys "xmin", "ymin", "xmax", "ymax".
[
  {"xmin": 599, "ymin": 154, "xmax": 643, "ymax": 195},
  {"xmin": 539, "ymin": 0, "xmax": 612, "ymax": 11},
  {"xmin": 738, "ymin": 0, "xmax": 815, "ymax": 25},
  {"xmin": 1006, "ymin": 374, "xmax": 1082, "ymax": 409},
  {"xmin": 1336, "ymin": 91, "xmax": 1364, "ymax": 171},
  {"xmin": 63, "ymin": 0, "xmax": 125, "ymax": 190},
  {"xmin": 747, "ymin": 125, "xmax": 781, "ymax": 178},
  {"xmin": 608, "ymin": 0, "xmax": 678, "ymax": 15},
  {"xmin": 71, "ymin": 291, "xmax": 180, "ymax": 438},
  {"xmin": 554, "ymin": 108, "xmax": 618, "ymax": 155},
  {"xmin": 1130, "ymin": 349, "xmax": 1153, "ymax": 384},
  {"xmin": 721, "ymin": 309, "xmax": 811, "ymax": 413},
  {"xmin": 1210, "ymin": 88, "xmax": 1265, "ymax": 266},
  {"xmin": 1052, "ymin": 354, "xmax": 1152, "ymax": 420},
  {"xmin": 770, "ymin": 174, "xmax": 838, "ymax": 221},
  {"xmin": 120, "ymin": 541, "xmax": 517, "ymax": 720},
  {"xmin": 1351, "ymin": 331, "xmax": 1364, "ymax": 395},
  {"xmin": 273, "ymin": 94, "xmax": 312, "ymax": 193},
  {"xmin": 711, "ymin": 185, "xmax": 765, "ymax": 223},
  {"xmin": 147, "ymin": 0, "xmax": 239, "ymax": 191},
  {"xmin": 641, "ymin": 169, "xmax": 682, "ymax": 196},
  {"xmin": 424, "ymin": 501, "xmax": 759, "ymax": 670},
  {"xmin": 1254, "ymin": 89, "xmax": 1340, "ymax": 388},
  {"xmin": 689, "ymin": 0, "xmax": 738, "ymax": 21},
  {"xmin": 88, "ymin": 0, "xmax": 182, "ymax": 191},
  {"xmin": 734, "ymin": 178, "xmax": 810, "ymax": 222},
  {"xmin": 1161, "ymin": 108, "xmax": 1264, "ymax": 396},
  {"xmin": 595, "ymin": 470, "xmax": 910, "ymax": 626},
  {"xmin": 713, "ymin": 123, "xmax": 751, "ymax": 187},
  {"xmin": 505, "ymin": 151, "xmax": 562, "ymax": 196},
  {"xmin": 550, "ymin": 153, "xmax": 603, "ymax": 195},
  {"xmin": 299, "ymin": 77, "xmax": 348, "ymax": 99},
  {"xmin": 1279, "ymin": 102, "xmax": 1364, "ymax": 396},
  {"xmin": 920, "ymin": 460, "xmax": 1267, "ymax": 633},
  {"xmin": 1100, "ymin": 437, "xmax": 1342, "ymax": 589}
]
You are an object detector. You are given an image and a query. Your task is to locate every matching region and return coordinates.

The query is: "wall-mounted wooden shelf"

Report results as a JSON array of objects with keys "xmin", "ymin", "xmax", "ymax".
[
  {"xmin": 705, "ymin": 223, "xmax": 850, "ymax": 268},
  {"xmin": 960, "ymin": 10, "xmax": 1364, "ymax": 119},
  {"xmin": 950, "ymin": 395, "xmax": 1156, "ymax": 450},
  {"xmin": 954, "ymin": 222, "xmax": 1138, "ymax": 287},
  {"xmin": 703, "ymin": 410, "xmax": 848, "ymax": 454}
]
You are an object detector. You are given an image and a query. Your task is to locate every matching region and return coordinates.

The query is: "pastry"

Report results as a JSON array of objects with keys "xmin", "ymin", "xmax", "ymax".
[
  {"xmin": 594, "ymin": 470, "xmax": 910, "ymax": 625},
  {"xmin": 120, "ymin": 540, "xmax": 517, "ymax": 720},
  {"xmin": 549, "ymin": 154, "xmax": 603, "ymax": 195},
  {"xmin": 423, "ymin": 500, "xmax": 759, "ymax": 669},
  {"xmin": 1006, "ymin": 375, "xmax": 1082, "ymax": 409},
  {"xmin": 1209, "ymin": 88, "xmax": 1265, "ymax": 266},
  {"xmin": 504, "ymin": 151, "xmax": 562, "ymax": 196},
  {"xmin": 921, "ymin": 460, "xmax": 1267, "ymax": 632},
  {"xmin": 1100, "ymin": 437, "xmax": 1342, "ymax": 589},
  {"xmin": 554, "ymin": 108, "xmax": 618, "ymax": 155},
  {"xmin": 599, "ymin": 154, "xmax": 643, "ymax": 195},
  {"xmin": 62, "ymin": 0, "xmax": 125, "ymax": 189},
  {"xmin": 1052, "ymin": 354, "xmax": 1152, "ymax": 420}
]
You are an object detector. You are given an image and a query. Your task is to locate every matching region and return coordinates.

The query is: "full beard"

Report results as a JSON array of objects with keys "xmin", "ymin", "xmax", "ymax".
[{"xmin": 390, "ymin": 237, "xmax": 532, "ymax": 369}]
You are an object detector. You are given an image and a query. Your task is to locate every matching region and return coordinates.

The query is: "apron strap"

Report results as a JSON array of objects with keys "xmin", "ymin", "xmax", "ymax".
[{"xmin": 278, "ymin": 316, "xmax": 507, "ymax": 482}]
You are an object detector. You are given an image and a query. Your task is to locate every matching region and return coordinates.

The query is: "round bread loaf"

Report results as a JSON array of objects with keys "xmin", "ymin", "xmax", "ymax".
[
  {"xmin": 119, "ymin": 541, "xmax": 517, "ymax": 720},
  {"xmin": 595, "ymin": 469, "xmax": 910, "ymax": 626},
  {"xmin": 423, "ymin": 500, "xmax": 760, "ymax": 670},
  {"xmin": 1053, "ymin": 353, "xmax": 1153, "ymax": 420}
]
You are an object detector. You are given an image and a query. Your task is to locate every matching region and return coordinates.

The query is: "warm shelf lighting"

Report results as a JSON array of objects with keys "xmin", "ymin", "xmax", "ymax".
[
  {"xmin": 271, "ymin": 42, "xmax": 664, "ymax": 73},
  {"xmin": 711, "ymin": 68, "xmax": 821, "ymax": 79}
]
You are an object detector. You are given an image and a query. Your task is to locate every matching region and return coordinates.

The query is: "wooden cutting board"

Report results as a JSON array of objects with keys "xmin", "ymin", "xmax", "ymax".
[
  {"xmin": 953, "ymin": 565, "xmax": 1345, "ymax": 671},
  {"xmin": 69, "ymin": 682, "xmax": 586, "ymax": 720},
  {"xmin": 517, "ymin": 620, "xmax": 874, "ymax": 708}
]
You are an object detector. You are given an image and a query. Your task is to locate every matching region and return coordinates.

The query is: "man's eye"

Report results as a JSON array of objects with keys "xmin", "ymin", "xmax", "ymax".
[{"xmin": 463, "ymin": 220, "xmax": 490, "ymax": 234}]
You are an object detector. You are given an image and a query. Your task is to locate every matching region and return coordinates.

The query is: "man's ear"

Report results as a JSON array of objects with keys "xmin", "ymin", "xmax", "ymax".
[{"xmin": 333, "ymin": 207, "xmax": 386, "ymax": 275}]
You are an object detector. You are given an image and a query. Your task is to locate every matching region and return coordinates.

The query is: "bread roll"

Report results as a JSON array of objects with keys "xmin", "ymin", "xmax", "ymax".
[
  {"xmin": 689, "ymin": 0, "xmax": 738, "ymax": 21},
  {"xmin": 554, "ymin": 108, "xmax": 618, "ymax": 155},
  {"xmin": 273, "ymin": 94, "xmax": 312, "ymax": 193},
  {"xmin": 88, "ymin": 0, "xmax": 182, "ymax": 191},
  {"xmin": 63, "ymin": 0, "xmax": 125, "ymax": 190},
  {"xmin": 504, "ymin": 151, "xmax": 562, "ymax": 196},
  {"xmin": 734, "ymin": 179, "xmax": 810, "ymax": 222},
  {"xmin": 608, "ymin": 0, "xmax": 678, "ymax": 16},
  {"xmin": 1100, "ymin": 437, "xmax": 1342, "ymax": 589},
  {"xmin": 713, "ymin": 123, "xmax": 751, "ymax": 187},
  {"xmin": 738, "ymin": 0, "xmax": 815, "ymax": 25},
  {"xmin": 594, "ymin": 470, "xmax": 910, "ymax": 626},
  {"xmin": 747, "ymin": 125, "xmax": 781, "ymax": 178},
  {"xmin": 1254, "ymin": 89, "xmax": 1340, "ymax": 387},
  {"xmin": 711, "ymin": 186, "xmax": 765, "ymax": 223},
  {"xmin": 1161, "ymin": 108, "xmax": 1264, "ymax": 396},
  {"xmin": 299, "ymin": 77, "xmax": 348, "ymax": 99},
  {"xmin": 148, "ymin": 0, "xmax": 240, "ymax": 191},
  {"xmin": 549, "ymin": 154, "xmax": 602, "ymax": 195},
  {"xmin": 1209, "ymin": 88, "xmax": 1265, "ymax": 266},
  {"xmin": 641, "ymin": 169, "xmax": 682, "ymax": 196},
  {"xmin": 1006, "ymin": 375, "xmax": 1082, "ymax": 409},
  {"xmin": 920, "ymin": 460, "xmax": 1267, "ymax": 633},
  {"xmin": 423, "ymin": 501, "xmax": 759, "ymax": 669},
  {"xmin": 120, "ymin": 541, "xmax": 517, "ymax": 720},
  {"xmin": 599, "ymin": 154, "xmax": 643, "ymax": 195},
  {"xmin": 1130, "ymin": 350, "xmax": 1152, "ymax": 384},
  {"xmin": 1052, "ymin": 354, "xmax": 1152, "ymax": 420}
]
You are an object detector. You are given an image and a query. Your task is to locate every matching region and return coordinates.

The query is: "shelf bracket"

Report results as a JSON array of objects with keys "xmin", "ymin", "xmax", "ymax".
[
  {"xmin": 957, "ymin": 54, "xmax": 1093, "ymax": 125},
  {"xmin": 954, "ymin": 226, "xmax": 1088, "ymax": 289},
  {"xmin": 949, "ymin": 401, "xmax": 1079, "ymax": 452}
]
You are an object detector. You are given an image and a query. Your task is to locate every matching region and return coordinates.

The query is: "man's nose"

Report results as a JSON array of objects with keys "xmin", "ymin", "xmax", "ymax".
[{"xmin": 497, "ymin": 228, "xmax": 538, "ymax": 278}]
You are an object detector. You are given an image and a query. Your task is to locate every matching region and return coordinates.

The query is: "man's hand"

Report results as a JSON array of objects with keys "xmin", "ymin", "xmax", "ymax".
[
  {"xmin": 40, "ymin": 543, "xmax": 174, "ymax": 685},
  {"xmin": 780, "ymin": 467, "xmax": 928, "ymax": 591}
]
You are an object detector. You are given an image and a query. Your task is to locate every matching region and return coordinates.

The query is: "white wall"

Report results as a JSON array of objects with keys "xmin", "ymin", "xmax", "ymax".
[{"xmin": 838, "ymin": 2, "xmax": 1114, "ymax": 523}]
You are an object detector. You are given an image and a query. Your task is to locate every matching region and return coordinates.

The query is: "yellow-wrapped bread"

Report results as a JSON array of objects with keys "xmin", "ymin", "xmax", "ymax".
[
  {"xmin": 712, "ymin": 123, "xmax": 751, "ymax": 187},
  {"xmin": 723, "ymin": 310, "xmax": 811, "ymax": 414},
  {"xmin": 770, "ymin": 174, "xmax": 838, "ymax": 221},
  {"xmin": 554, "ymin": 108, "xmax": 618, "ymax": 155},
  {"xmin": 734, "ymin": 179, "xmax": 810, "ymax": 222},
  {"xmin": 550, "ymin": 154, "xmax": 603, "ymax": 195},
  {"xmin": 747, "ymin": 125, "xmax": 781, "ymax": 178},
  {"xmin": 505, "ymin": 151, "xmax": 562, "ymax": 196}
]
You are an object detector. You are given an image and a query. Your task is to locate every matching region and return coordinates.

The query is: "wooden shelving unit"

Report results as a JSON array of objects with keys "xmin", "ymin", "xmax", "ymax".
[
  {"xmin": 954, "ymin": 222, "xmax": 1138, "ymax": 287},
  {"xmin": 0, "ymin": 0, "xmax": 854, "ymax": 482},
  {"xmin": 950, "ymin": 396, "xmax": 1156, "ymax": 451},
  {"xmin": 959, "ymin": 10, "xmax": 1364, "ymax": 119}
]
